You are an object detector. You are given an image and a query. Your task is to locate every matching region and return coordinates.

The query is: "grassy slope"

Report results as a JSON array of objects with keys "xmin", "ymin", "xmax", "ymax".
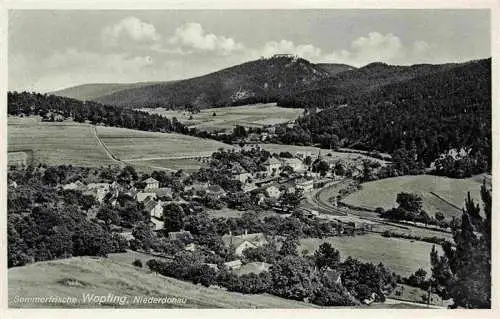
[
  {"xmin": 300, "ymin": 234, "xmax": 443, "ymax": 277},
  {"xmin": 342, "ymin": 175, "xmax": 485, "ymax": 219},
  {"xmin": 8, "ymin": 116, "xmax": 114, "ymax": 167},
  {"xmin": 96, "ymin": 126, "xmax": 235, "ymax": 161},
  {"xmin": 8, "ymin": 252, "xmax": 318, "ymax": 308}
]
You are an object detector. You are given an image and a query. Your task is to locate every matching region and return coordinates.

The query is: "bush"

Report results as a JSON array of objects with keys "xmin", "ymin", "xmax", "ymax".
[{"xmin": 132, "ymin": 259, "xmax": 143, "ymax": 268}]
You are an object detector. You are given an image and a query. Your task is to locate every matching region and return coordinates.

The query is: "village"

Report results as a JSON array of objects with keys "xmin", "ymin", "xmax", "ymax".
[{"xmin": 52, "ymin": 145, "xmax": 386, "ymax": 277}]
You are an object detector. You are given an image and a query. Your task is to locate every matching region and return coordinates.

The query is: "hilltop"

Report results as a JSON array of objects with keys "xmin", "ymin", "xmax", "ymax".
[{"xmin": 94, "ymin": 55, "xmax": 329, "ymax": 109}]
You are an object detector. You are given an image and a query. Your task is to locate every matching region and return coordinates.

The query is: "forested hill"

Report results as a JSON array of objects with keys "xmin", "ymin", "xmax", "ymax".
[
  {"xmin": 50, "ymin": 81, "xmax": 167, "ymax": 102},
  {"xmin": 279, "ymin": 58, "xmax": 491, "ymax": 177},
  {"xmin": 277, "ymin": 62, "xmax": 460, "ymax": 108},
  {"xmin": 94, "ymin": 56, "xmax": 330, "ymax": 109}
]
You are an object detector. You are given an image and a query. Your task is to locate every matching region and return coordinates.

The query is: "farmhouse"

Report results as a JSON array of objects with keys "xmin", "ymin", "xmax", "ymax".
[
  {"xmin": 282, "ymin": 158, "xmax": 305, "ymax": 172},
  {"xmin": 323, "ymin": 268, "xmax": 342, "ymax": 285},
  {"xmin": 155, "ymin": 187, "xmax": 173, "ymax": 199},
  {"xmin": 144, "ymin": 177, "xmax": 159, "ymax": 190},
  {"xmin": 223, "ymin": 259, "xmax": 242, "ymax": 270},
  {"xmin": 85, "ymin": 183, "xmax": 111, "ymax": 202},
  {"xmin": 222, "ymin": 232, "xmax": 268, "ymax": 257},
  {"xmin": 235, "ymin": 262, "xmax": 272, "ymax": 276},
  {"xmin": 265, "ymin": 184, "xmax": 281, "ymax": 199},
  {"xmin": 62, "ymin": 180, "xmax": 85, "ymax": 191},
  {"xmin": 263, "ymin": 157, "xmax": 282, "ymax": 175},
  {"xmin": 184, "ymin": 243, "xmax": 197, "ymax": 252},
  {"xmin": 206, "ymin": 185, "xmax": 226, "ymax": 199},
  {"xmin": 168, "ymin": 230, "xmax": 194, "ymax": 241},
  {"xmin": 136, "ymin": 192, "xmax": 156, "ymax": 202},
  {"xmin": 184, "ymin": 182, "xmax": 209, "ymax": 193},
  {"xmin": 295, "ymin": 179, "xmax": 314, "ymax": 192},
  {"xmin": 143, "ymin": 197, "xmax": 163, "ymax": 219},
  {"xmin": 230, "ymin": 164, "xmax": 252, "ymax": 184}
]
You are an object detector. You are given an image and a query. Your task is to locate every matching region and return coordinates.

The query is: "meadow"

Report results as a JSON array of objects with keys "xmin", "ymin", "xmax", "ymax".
[
  {"xmin": 96, "ymin": 126, "xmax": 234, "ymax": 161},
  {"xmin": 300, "ymin": 233, "xmax": 443, "ymax": 277},
  {"xmin": 342, "ymin": 175, "xmax": 486, "ymax": 219},
  {"xmin": 7, "ymin": 116, "xmax": 232, "ymax": 172},
  {"xmin": 8, "ymin": 252, "xmax": 317, "ymax": 309},
  {"xmin": 8, "ymin": 117, "xmax": 114, "ymax": 167},
  {"xmin": 140, "ymin": 103, "xmax": 304, "ymax": 132}
]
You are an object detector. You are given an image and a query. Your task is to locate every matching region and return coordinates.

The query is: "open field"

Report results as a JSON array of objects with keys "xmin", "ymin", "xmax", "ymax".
[
  {"xmin": 8, "ymin": 252, "xmax": 317, "ymax": 308},
  {"xmin": 140, "ymin": 103, "xmax": 304, "ymax": 131},
  {"xmin": 96, "ymin": 126, "xmax": 234, "ymax": 161},
  {"xmin": 300, "ymin": 234, "xmax": 443, "ymax": 277},
  {"xmin": 7, "ymin": 116, "xmax": 231, "ymax": 172},
  {"xmin": 342, "ymin": 175, "xmax": 487, "ymax": 219},
  {"xmin": 136, "ymin": 158, "xmax": 205, "ymax": 173},
  {"xmin": 8, "ymin": 116, "xmax": 114, "ymax": 167}
]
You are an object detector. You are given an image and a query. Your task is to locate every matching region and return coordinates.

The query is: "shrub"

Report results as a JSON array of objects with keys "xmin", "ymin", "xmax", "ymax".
[{"xmin": 132, "ymin": 259, "xmax": 143, "ymax": 268}]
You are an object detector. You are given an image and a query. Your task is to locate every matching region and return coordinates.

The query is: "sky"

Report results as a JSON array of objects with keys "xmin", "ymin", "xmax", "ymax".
[{"xmin": 8, "ymin": 9, "xmax": 491, "ymax": 92}]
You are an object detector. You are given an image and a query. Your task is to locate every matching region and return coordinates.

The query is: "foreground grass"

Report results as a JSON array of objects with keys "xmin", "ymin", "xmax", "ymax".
[{"xmin": 8, "ymin": 252, "xmax": 318, "ymax": 309}]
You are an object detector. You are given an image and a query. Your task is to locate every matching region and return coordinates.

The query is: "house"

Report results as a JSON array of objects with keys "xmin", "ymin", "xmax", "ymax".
[
  {"xmin": 62, "ymin": 180, "xmax": 85, "ymax": 191},
  {"xmin": 223, "ymin": 259, "xmax": 243, "ymax": 270},
  {"xmin": 125, "ymin": 187, "xmax": 138, "ymax": 198},
  {"xmin": 235, "ymin": 262, "xmax": 272, "ymax": 276},
  {"xmin": 205, "ymin": 263, "xmax": 219, "ymax": 271},
  {"xmin": 295, "ymin": 151, "xmax": 312, "ymax": 160},
  {"xmin": 252, "ymin": 170, "xmax": 269, "ymax": 180},
  {"xmin": 206, "ymin": 184, "xmax": 226, "ymax": 199},
  {"xmin": 279, "ymin": 182, "xmax": 296, "ymax": 194},
  {"xmin": 230, "ymin": 163, "xmax": 252, "ymax": 184},
  {"xmin": 155, "ymin": 187, "xmax": 173, "ymax": 199},
  {"xmin": 263, "ymin": 157, "xmax": 282, "ymax": 175},
  {"xmin": 282, "ymin": 158, "xmax": 304, "ymax": 172},
  {"xmin": 85, "ymin": 183, "xmax": 111, "ymax": 202},
  {"xmin": 168, "ymin": 230, "xmax": 194, "ymax": 242},
  {"xmin": 136, "ymin": 192, "xmax": 156, "ymax": 202},
  {"xmin": 149, "ymin": 217, "xmax": 164, "ymax": 230},
  {"xmin": 184, "ymin": 182, "xmax": 209, "ymax": 193},
  {"xmin": 144, "ymin": 177, "xmax": 159, "ymax": 190},
  {"xmin": 184, "ymin": 243, "xmax": 197, "ymax": 252},
  {"xmin": 265, "ymin": 184, "xmax": 281, "ymax": 199},
  {"xmin": 222, "ymin": 232, "xmax": 268, "ymax": 257},
  {"xmin": 144, "ymin": 197, "xmax": 163, "ymax": 219},
  {"xmin": 264, "ymin": 126, "xmax": 276, "ymax": 134},
  {"xmin": 295, "ymin": 179, "xmax": 314, "ymax": 192},
  {"xmin": 323, "ymin": 268, "xmax": 342, "ymax": 285}
]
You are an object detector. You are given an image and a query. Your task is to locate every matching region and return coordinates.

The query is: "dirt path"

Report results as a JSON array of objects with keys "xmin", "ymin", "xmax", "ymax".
[{"xmin": 92, "ymin": 126, "xmax": 123, "ymax": 165}]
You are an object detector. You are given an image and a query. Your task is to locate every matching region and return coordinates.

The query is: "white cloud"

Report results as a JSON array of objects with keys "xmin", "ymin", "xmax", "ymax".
[
  {"xmin": 322, "ymin": 32, "xmax": 432, "ymax": 66},
  {"xmin": 169, "ymin": 22, "xmax": 244, "ymax": 55},
  {"xmin": 102, "ymin": 17, "xmax": 160, "ymax": 46}
]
